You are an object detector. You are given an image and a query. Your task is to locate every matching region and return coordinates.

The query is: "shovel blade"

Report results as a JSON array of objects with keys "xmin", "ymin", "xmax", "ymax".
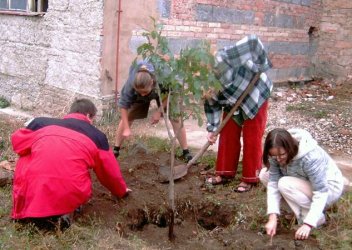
[{"xmin": 159, "ymin": 164, "xmax": 189, "ymax": 183}]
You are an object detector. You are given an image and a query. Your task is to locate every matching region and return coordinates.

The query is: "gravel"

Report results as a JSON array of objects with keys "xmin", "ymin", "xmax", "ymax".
[{"xmin": 267, "ymin": 80, "xmax": 352, "ymax": 156}]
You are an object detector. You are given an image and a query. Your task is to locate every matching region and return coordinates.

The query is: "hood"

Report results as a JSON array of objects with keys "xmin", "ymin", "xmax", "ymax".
[{"xmin": 288, "ymin": 128, "xmax": 318, "ymax": 160}]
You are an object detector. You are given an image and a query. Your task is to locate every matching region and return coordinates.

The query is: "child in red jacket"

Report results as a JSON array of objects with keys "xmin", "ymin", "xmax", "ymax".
[{"xmin": 11, "ymin": 99, "xmax": 130, "ymax": 229}]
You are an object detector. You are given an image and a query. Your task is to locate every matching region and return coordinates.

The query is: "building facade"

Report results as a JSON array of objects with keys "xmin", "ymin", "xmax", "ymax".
[{"xmin": 0, "ymin": 0, "xmax": 350, "ymax": 115}]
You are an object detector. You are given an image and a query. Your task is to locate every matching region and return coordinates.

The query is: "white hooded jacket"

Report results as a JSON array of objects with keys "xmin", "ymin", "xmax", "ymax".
[{"xmin": 266, "ymin": 129, "xmax": 344, "ymax": 227}]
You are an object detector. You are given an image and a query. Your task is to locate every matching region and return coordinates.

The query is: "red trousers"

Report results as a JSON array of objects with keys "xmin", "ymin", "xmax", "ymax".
[{"xmin": 215, "ymin": 101, "xmax": 268, "ymax": 183}]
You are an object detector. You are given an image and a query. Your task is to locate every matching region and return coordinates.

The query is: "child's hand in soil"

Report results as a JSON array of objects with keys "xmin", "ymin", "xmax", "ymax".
[{"xmin": 265, "ymin": 214, "xmax": 278, "ymax": 237}]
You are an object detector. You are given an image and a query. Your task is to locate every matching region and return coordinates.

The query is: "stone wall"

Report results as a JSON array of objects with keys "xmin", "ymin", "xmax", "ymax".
[
  {"xmin": 0, "ymin": 0, "xmax": 105, "ymax": 116},
  {"xmin": 129, "ymin": 0, "xmax": 323, "ymax": 83},
  {"xmin": 313, "ymin": 0, "xmax": 352, "ymax": 82}
]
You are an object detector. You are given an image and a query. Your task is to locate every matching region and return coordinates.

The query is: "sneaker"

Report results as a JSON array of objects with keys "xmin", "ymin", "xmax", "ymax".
[
  {"xmin": 58, "ymin": 213, "xmax": 73, "ymax": 230},
  {"xmin": 182, "ymin": 149, "xmax": 193, "ymax": 163},
  {"xmin": 113, "ymin": 146, "xmax": 120, "ymax": 158}
]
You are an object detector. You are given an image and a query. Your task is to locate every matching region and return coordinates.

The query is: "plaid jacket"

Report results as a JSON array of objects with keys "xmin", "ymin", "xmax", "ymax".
[{"xmin": 204, "ymin": 34, "xmax": 273, "ymax": 132}]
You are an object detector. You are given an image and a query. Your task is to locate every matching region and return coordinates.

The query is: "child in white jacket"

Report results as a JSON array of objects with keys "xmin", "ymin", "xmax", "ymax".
[{"xmin": 259, "ymin": 128, "xmax": 344, "ymax": 240}]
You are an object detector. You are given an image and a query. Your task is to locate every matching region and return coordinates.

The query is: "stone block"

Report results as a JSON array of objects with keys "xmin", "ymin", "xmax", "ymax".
[
  {"xmin": 196, "ymin": 4, "xmax": 254, "ymax": 25},
  {"xmin": 129, "ymin": 35, "xmax": 149, "ymax": 54},
  {"xmin": 264, "ymin": 13, "xmax": 305, "ymax": 29},
  {"xmin": 158, "ymin": 0, "xmax": 171, "ymax": 18},
  {"xmin": 167, "ymin": 38, "xmax": 203, "ymax": 54},
  {"xmin": 267, "ymin": 41, "xmax": 309, "ymax": 55},
  {"xmin": 301, "ymin": 0, "xmax": 312, "ymax": 6}
]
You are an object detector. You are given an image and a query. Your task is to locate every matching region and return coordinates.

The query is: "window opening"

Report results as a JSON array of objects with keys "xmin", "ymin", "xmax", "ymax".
[{"xmin": 0, "ymin": 0, "xmax": 48, "ymax": 13}]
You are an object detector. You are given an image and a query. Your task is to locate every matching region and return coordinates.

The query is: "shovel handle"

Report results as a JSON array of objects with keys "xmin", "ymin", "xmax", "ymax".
[{"xmin": 186, "ymin": 72, "xmax": 262, "ymax": 168}]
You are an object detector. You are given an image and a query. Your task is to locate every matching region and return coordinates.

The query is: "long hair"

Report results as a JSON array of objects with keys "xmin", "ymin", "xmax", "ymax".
[{"xmin": 263, "ymin": 128, "xmax": 299, "ymax": 168}]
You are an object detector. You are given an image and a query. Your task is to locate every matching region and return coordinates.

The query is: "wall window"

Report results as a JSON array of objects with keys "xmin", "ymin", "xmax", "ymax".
[{"xmin": 0, "ymin": 0, "xmax": 48, "ymax": 13}]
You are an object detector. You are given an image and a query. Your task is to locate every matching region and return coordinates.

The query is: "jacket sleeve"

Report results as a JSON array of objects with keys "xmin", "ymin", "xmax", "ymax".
[
  {"xmin": 267, "ymin": 162, "xmax": 283, "ymax": 215},
  {"xmin": 118, "ymin": 78, "xmax": 136, "ymax": 109},
  {"xmin": 204, "ymin": 98, "xmax": 222, "ymax": 132},
  {"xmin": 302, "ymin": 153, "xmax": 329, "ymax": 227},
  {"xmin": 93, "ymin": 149, "xmax": 127, "ymax": 198},
  {"xmin": 11, "ymin": 128, "xmax": 35, "ymax": 156}
]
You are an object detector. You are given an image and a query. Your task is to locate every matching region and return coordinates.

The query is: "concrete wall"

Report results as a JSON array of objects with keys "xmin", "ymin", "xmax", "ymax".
[
  {"xmin": 100, "ymin": 0, "xmax": 159, "ymax": 110},
  {"xmin": 0, "ymin": 0, "xmax": 105, "ymax": 115},
  {"xmin": 313, "ymin": 0, "xmax": 352, "ymax": 82},
  {"xmin": 116, "ymin": 0, "xmax": 158, "ymax": 93}
]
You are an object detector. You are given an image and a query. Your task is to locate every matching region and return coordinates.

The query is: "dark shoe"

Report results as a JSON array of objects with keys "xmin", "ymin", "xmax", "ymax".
[
  {"xmin": 113, "ymin": 146, "xmax": 120, "ymax": 158},
  {"xmin": 205, "ymin": 175, "xmax": 232, "ymax": 185},
  {"xmin": 58, "ymin": 213, "xmax": 73, "ymax": 230},
  {"xmin": 182, "ymin": 149, "xmax": 193, "ymax": 163},
  {"xmin": 74, "ymin": 205, "xmax": 83, "ymax": 214}
]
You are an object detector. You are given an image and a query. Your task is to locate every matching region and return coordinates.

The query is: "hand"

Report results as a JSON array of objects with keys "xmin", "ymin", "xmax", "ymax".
[
  {"xmin": 150, "ymin": 111, "xmax": 162, "ymax": 125},
  {"xmin": 265, "ymin": 214, "xmax": 278, "ymax": 237},
  {"xmin": 207, "ymin": 132, "xmax": 218, "ymax": 145},
  {"xmin": 123, "ymin": 188, "xmax": 132, "ymax": 198},
  {"xmin": 162, "ymin": 54, "xmax": 170, "ymax": 62},
  {"xmin": 122, "ymin": 127, "xmax": 131, "ymax": 138},
  {"xmin": 295, "ymin": 224, "xmax": 311, "ymax": 240}
]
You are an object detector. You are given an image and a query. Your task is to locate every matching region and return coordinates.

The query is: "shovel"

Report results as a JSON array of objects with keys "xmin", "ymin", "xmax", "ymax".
[{"xmin": 159, "ymin": 72, "xmax": 262, "ymax": 181}]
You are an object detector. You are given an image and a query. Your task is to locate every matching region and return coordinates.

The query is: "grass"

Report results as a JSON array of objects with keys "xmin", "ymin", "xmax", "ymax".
[
  {"xmin": 0, "ymin": 183, "xmax": 151, "ymax": 249},
  {"xmin": 314, "ymin": 192, "xmax": 352, "ymax": 249},
  {"xmin": 0, "ymin": 97, "xmax": 10, "ymax": 109},
  {"xmin": 0, "ymin": 117, "xmax": 20, "ymax": 161},
  {"xmin": 286, "ymin": 103, "xmax": 308, "ymax": 112},
  {"xmin": 286, "ymin": 103, "xmax": 329, "ymax": 119},
  {"xmin": 137, "ymin": 135, "xmax": 171, "ymax": 153}
]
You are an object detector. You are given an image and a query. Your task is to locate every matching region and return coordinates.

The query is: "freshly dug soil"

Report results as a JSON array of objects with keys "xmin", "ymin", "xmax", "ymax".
[{"xmin": 82, "ymin": 149, "xmax": 321, "ymax": 250}]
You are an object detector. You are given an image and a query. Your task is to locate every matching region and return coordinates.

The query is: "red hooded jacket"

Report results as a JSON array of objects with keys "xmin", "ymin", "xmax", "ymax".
[{"xmin": 11, "ymin": 113, "xmax": 127, "ymax": 219}]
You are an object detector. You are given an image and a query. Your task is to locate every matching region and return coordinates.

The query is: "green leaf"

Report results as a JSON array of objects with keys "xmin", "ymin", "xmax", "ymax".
[{"xmin": 151, "ymin": 30, "xmax": 157, "ymax": 39}]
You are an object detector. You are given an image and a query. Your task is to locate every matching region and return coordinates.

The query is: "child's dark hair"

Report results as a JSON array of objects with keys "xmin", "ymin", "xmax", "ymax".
[
  {"xmin": 263, "ymin": 128, "xmax": 299, "ymax": 168},
  {"xmin": 133, "ymin": 69, "xmax": 155, "ymax": 90},
  {"xmin": 69, "ymin": 98, "xmax": 97, "ymax": 119}
]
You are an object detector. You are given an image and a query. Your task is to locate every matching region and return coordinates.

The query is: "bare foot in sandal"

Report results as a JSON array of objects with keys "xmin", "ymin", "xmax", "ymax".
[
  {"xmin": 234, "ymin": 182, "xmax": 254, "ymax": 193},
  {"xmin": 205, "ymin": 176, "xmax": 232, "ymax": 185}
]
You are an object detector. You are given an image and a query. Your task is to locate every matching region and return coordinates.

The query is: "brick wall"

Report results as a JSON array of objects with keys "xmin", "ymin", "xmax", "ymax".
[
  {"xmin": 0, "ymin": 0, "xmax": 350, "ymax": 117},
  {"xmin": 314, "ymin": 0, "xmax": 352, "ymax": 82},
  {"xmin": 130, "ymin": 0, "xmax": 323, "ymax": 83}
]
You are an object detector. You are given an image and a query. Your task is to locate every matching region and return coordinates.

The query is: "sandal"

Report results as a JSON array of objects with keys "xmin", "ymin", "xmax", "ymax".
[
  {"xmin": 205, "ymin": 176, "xmax": 232, "ymax": 185},
  {"xmin": 234, "ymin": 182, "xmax": 255, "ymax": 193}
]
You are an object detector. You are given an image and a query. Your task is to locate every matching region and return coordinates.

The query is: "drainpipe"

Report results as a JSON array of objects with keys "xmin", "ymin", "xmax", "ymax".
[{"xmin": 115, "ymin": 0, "xmax": 122, "ymax": 107}]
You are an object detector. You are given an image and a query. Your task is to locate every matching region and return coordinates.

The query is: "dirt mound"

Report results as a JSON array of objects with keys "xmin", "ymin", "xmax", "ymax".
[{"xmin": 81, "ymin": 149, "xmax": 320, "ymax": 249}]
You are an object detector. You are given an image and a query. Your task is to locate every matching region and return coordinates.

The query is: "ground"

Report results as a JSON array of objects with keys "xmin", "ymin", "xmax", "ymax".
[
  {"xmin": 86, "ymin": 149, "xmax": 322, "ymax": 249},
  {"xmin": 0, "ymin": 79, "xmax": 351, "ymax": 249}
]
